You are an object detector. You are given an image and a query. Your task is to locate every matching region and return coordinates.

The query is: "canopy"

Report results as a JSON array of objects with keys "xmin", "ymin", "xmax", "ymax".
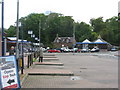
[
  {"xmin": 8, "ymin": 41, "xmax": 31, "ymax": 43},
  {"xmin": 93, "ymin": 39, "xmax": 108, "ymax": 44}
]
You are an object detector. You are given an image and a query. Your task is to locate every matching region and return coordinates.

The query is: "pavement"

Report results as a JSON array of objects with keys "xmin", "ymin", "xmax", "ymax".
[
  {"xmin": 19, "ymin": 53, "xmax": 74, "ymax": 87},
  {"xmin": 20, "ymin": 52, "xmax": 118, "ymax": 88},
  {"xmin": 34, "ymin": 62, "xmax": 64, "ymax": 66}
]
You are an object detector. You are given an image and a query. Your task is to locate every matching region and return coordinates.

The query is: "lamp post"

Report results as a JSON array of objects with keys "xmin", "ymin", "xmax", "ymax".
[
  {"xmin": 28, "ymin": 30, "xmax": 33, "ymax": 35},
  {"xmin": 28, "ymin": 30, "xmax": 35, "ymax": 66},
  {"xmin": 20, "ymin": 22, "xmax": 24, "ymax": 74},
  {"xmin": 1, "ymin": 0, "xmax": 5, "ymax": 56},
  {"xmin": 39, "ymin": 20, "xmax": 41, "ymax": 48},
  {"xmin": 73, "ymin": 22, "xmax": 75, "ymax": 39},
  {"xmin": 28, "ymin": 30, "xmax": 33, "ymax": 51},
  {"xmin": 16, "ymin": 0, "xmax": 20, "ymax": 60},
  {"xmin": 35, "ymin": 37, "xmax": 38, "ymax": 58},
  {"xmin": 73, "ymin": 22, "xmax": 76, "ymax": 55}
]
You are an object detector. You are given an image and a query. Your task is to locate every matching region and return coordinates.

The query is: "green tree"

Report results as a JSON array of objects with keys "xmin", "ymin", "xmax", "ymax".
[
  {"xmin": 104, "ymin": 16, "xmax": 119, "ymax": 45},
  {"xmin": 6, "ymin": 25, "xmax": 16, "ymax": 37},
  {"xmin": 6, "ymin": 12, "xmax": 119, "ymax": 47},
  {"xmin": 90, "ymin": 17, "xmax": 106, "ymax": 34},
  {"xmin": 75, "ymin": 22, "xmax": 97, "ymax": 42}
]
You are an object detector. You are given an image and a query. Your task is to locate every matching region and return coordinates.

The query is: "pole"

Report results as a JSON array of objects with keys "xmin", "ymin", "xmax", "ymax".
[
  {"xmin": 73, "ymin": 22, "xmax": 75, "ymax": 55},
  {"xmin": 21, "ymin": 23, "xmax": 24, "ymax": 74},
  {"xmin": 16, "ymin": 0, "xmax": 20, "ymax": 70},
  {"xmin": 38, "ymin": 20, "xmax": 41, "ymax": 62},
  {"xmin": 73, "ymin": 22, "xmax": 75, "ymax": 40},
  {"xmin": 16, "ymin": 0, "xmax": 19, "ymax": 59},
  {"xmin": 39, "ymin": 20, "xmax": 41, "ymax": 48},
  {"xmin": 1, "ymin": 0, "xmax": 5, "ymax": 56}
]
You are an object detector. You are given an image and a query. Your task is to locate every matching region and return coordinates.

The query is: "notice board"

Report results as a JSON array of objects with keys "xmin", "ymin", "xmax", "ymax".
[{"xmin": 0, "ymin": 55, "xmax": 21, "ymax": 89}]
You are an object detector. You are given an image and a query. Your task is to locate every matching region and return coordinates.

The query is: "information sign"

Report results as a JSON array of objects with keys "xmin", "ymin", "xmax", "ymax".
[{"xmin": 0, "ymin": 55, "xmax": 21, "ymax": 88}]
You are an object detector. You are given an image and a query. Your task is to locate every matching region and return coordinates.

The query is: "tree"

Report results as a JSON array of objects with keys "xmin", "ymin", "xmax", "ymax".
[
  {"xmin": 6, "ymin": 12, "xmax": 119, "ymax": 47},
  {"xmin": 75, "ymin": 22, "xmax": 97, "ymax": 42},
  {"xmin": 104, "ymin": 16, "xmax": 119, "ymax": 45},
  {"xmin": 90, "ymin": 17, "xmax": 106, "ymax": 34},
  {"xmin": 6, "ymin": 25, "xmax": 16, "ymax": 37}
]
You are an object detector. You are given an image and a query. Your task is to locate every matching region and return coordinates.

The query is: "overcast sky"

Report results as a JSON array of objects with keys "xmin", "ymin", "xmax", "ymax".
[{"xmin": 0, "ymin": 0, "xmax": 119, "ymax": 29}]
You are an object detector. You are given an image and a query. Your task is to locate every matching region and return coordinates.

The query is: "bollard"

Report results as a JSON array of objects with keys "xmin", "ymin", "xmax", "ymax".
[
  {"xmin": 27, "ymin": 55, "xmax": 30, "ymax": 68},
  {"xmin": 16, "ymin": 58, "xmax": 19, "ymax": 71},
  {"xmin": 19, "ymin": 57, "xmax": 24, "ymax": 74},
  {"xmin": 30, "ymin": 54, "xmax": 32, "ymax": 66},
  {"xmin": 32, "ymin": 53, "xmax": 33, "ymax": 64}
]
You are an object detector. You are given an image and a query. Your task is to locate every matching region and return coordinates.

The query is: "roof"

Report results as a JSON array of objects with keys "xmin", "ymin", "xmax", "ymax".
[
  {"xmin": 7, "ymin": 37, "xmax": 30, "ymax": 43},
  {"xmin": 53, "ymin": 37, "xmax": 75, "ymax": 43},
  {"xmin": 76, "ymin": 38, "xmax": 108, "ymax": 44},
  {"xmin": 8, "ymin": 40, "xmax": 31, "ymax": 43},
  {"xmin": 7, "ymin": 37, "xmax": 17, "ymax": 41},
  {"xmin": 82, "ymin": 39, "xmax": 91, "ymax": 44},
  {"xmin": 93, "ymin": 38, "xmax": 108, "ymax": 44},
  {"xmin": 76, "ymin": 39, "xmax": 91, "ymax": 44}
]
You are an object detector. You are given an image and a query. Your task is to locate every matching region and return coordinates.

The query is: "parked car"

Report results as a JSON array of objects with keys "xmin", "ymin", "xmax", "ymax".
[
  {"xmin": 56, "ymin": 48, "xmax": 64, "ymax": 52},
  {"xmin": 81, "ymin": 48, "xmax": 90, "ymax": 53},
  {"xmin": 63, "ymin": 48, "xmax": 72, "ymax": 52},
  {"xmin": 47, "ymin": 49, "xmax": 61, "ymax": 53},
  {"xmin": 91, "ymin": 47, "xmax": 100, "ymax": 52},
  {"xmin": 110, "ymin": 48, "xmax": 118, "ymax": 51},
  {"xmin": 77, "ymin": 49, "xmax": 81, "ymax": 52},
  {"xmin": 71, "ymin": 48, "xmax": 80, "ymax": 52}
]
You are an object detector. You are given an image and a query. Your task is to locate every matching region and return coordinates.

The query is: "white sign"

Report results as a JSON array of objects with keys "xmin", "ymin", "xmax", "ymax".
[{"xmin": 0, "ymin": 56, "xmax": 21, "ymax": 89}]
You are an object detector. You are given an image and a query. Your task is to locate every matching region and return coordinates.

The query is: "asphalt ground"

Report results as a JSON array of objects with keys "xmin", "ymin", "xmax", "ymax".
[{"xmin": 21, "ymin": 52, "xmax": 118, "ymax": 88}]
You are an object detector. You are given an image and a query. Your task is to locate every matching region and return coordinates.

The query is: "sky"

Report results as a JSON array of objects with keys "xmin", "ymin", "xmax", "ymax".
[{"xmin": 0, "ymin": 0, "xmax": 119, "ymax": 29}]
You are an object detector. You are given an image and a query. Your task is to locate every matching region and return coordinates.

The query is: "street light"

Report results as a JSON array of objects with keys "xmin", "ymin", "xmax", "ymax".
[
  {"xmin": 73, "ymin": 22, "xmax": 76, "ymax": 55},
  {"xmin": 20, "ymin": 22, "xmax": 24, "ymax": 74},
  {"xmin": 1, "ymin": 0, "xmax": 5, "ymax": 56},
  {"xmin": 39, "ymin": 20, "xmax": 41, "ymax": 48},
  {"xmin": 28, "ymin": 30, "xmax": 33, "ymax": 35},
  {"xmin": 28, "ymin": 30, "xmax": 33, "ymax": 51},
  {"xmin": 31, "ymin": 34, "xmax": 35, "ymax": 38},
  {"xmin": 16, "ymin": 0, "xmax": 20, "ymax": 59},
  {"xmin": 35, "ymin": 37, "xmax": 38, "ymax": 41}
]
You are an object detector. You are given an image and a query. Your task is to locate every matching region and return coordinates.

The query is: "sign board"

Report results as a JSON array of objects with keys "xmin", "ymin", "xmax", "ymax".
[{"xmin": 0, "ymin": 55, "xmax": 21, "ymax": 89}]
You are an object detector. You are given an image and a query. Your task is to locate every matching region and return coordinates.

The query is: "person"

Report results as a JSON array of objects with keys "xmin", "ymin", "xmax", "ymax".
[
  {"xmin": 9, "ymin": 46, "xmax": 15, "ymax": 55},
  {"xmin": 39, "ymin": 47, "xmax": 43, "ymax": 62}
]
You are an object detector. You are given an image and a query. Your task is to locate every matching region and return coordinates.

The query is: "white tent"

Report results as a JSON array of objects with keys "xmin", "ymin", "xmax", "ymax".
[
  {"xmin": 82, "ymin": 39, "xmax": 91, "ymax": 43},
  {"xmin": 82, "ymin": 39, "xmax": 91, "ymax": 49},
  {"xmin": 94, "ymin": 38, "xmax": 107, "ymax": 44}
]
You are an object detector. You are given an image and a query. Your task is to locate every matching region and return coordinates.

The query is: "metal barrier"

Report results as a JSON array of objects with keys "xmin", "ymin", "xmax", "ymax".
[{"xmin": 17, "ymin": 51, "xmax": 40, "ymax": 74}]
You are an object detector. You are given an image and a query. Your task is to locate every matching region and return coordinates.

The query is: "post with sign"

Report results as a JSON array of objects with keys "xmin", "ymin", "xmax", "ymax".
[{"xmin": 0, "ymin": 56, "xmax": 21, "ymax": 89}]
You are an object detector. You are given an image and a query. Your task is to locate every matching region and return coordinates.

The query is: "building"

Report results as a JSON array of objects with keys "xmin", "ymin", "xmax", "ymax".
[
  {"xmin": 53, "ymin": 35, "xmax": 76, "ymax": 48},
  {"xmin": 7, "ymin": 37, "xmax": 32, "ymax": 52}
]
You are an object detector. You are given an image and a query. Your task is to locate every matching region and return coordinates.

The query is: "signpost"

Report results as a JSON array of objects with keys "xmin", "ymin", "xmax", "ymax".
[{"xmin": 0, "ymin": 56, "xmax": 21, "ymax": 89}]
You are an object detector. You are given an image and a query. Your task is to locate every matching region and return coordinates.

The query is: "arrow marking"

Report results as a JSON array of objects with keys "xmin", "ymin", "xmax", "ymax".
[{"xmin": 7, "ymin": 79, "xmax": 15, "ymax": 85}]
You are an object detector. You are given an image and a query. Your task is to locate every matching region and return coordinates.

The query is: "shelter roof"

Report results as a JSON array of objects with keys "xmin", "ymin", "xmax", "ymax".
[{"xmin": 82, "ymin": 39, "xmax": 91, "ymax": 43}]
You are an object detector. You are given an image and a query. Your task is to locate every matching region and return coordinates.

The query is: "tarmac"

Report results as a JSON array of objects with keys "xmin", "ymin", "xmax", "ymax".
[{"xmin": 20, "ymin": 52, "xmax": 118, "ymax": 88}]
